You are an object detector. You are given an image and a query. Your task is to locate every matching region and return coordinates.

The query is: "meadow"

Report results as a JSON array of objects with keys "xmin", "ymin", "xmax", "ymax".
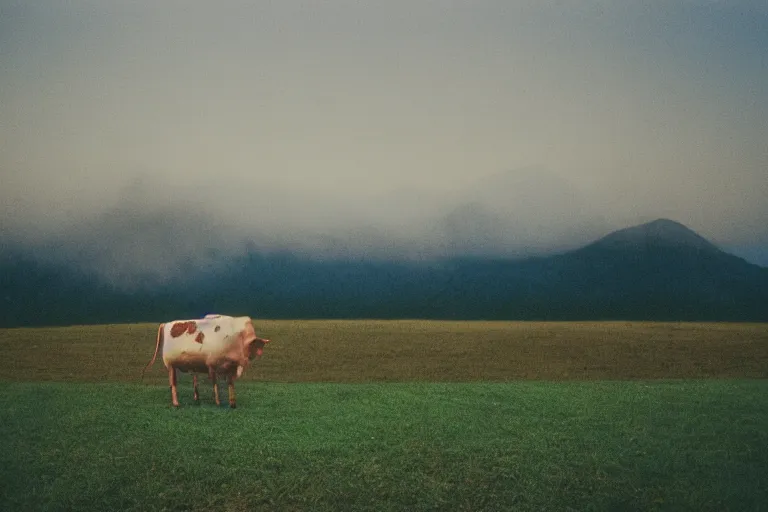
[{"xmin": 1, "ymin": 320, "xmax": 767, "ymax": 510}]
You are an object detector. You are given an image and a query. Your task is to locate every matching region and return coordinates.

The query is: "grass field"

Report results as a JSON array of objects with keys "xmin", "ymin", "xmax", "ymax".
[
  {"xmin": 2, "ymin": 320, "xmax": 767, "ymax": 382},
  {"xmin": 2, "ymin": 321, "xmax": 767, "ymax": 510}
]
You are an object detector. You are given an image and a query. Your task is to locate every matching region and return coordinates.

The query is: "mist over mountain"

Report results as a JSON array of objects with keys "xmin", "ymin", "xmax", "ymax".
[
  {"xmin": 2, "ymin": 218, "xmax": 766, "ymax": 327},
  {"xmin": 4, "ymin": 162, "xmax": 767, "ymax": 280},
  {"xmin": 1, "ymin": 167, "xmax": 612, "ymax": 286}
]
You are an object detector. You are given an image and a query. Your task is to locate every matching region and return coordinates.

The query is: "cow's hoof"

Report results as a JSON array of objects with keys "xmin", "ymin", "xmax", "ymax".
[
  {"xmin": 172, "ymin": 404, "xmax": 180, "ymax": 409},
  {"xmin": 193, "ymin": 399, "xmax": 200, "ymax": 406},
  {"xmin": 230, "ymin": 403, "xmax": 237, "ymax": 409}
]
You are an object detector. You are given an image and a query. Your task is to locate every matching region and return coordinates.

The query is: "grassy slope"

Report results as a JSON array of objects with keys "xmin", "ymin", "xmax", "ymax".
[{"xmin": 2, "ymin": 381, "xmax": 767, "ymax": 512}]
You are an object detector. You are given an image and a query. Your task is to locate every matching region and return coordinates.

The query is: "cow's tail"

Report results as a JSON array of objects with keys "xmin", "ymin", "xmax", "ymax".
[{"xmin": 141, "ymin": 323, "xmax": 164, "ymax": 382}]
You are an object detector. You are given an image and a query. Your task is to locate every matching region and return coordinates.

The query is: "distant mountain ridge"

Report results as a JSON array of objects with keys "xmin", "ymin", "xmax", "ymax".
[
  {"xmin": 589, "ymin": 219, "xmax": 720, "ymax": 252},
  {"xmin": 1, "ymin": 219, "xmax": 767, "ymax": 326}
]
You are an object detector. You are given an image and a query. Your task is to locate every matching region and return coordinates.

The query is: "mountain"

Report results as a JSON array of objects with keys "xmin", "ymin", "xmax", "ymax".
[
  {"xmin": 1, "ymin": 219, "xmax": 767, "ymax": 326},
  {"xmin": 588, "ymin": 218, "xmax": 720, "ymax": 252},
  {"xmin": 438, "ymin": 219, "xmax": 768, "ymax": 321}
]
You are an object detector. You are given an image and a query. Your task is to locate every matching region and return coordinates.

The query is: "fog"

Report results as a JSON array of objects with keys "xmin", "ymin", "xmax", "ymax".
[{"xmin": 2, "ymin": 1, "xmax": 767, "ymax": 283}]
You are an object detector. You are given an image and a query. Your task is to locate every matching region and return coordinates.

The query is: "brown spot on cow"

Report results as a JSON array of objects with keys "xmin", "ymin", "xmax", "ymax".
[
  {"xmin": 214, "ymin": 325, "xmax": 221, "ymax": 332},
  {"xmin": 170, "ymin": 322, "xmax": 186, "ymax": 338},
  {"xmin": 170, "ymin": 321, "xmax": 197, "ymax": 338},
  {"xmin": 195, "ymin": 332, "xmax": 205, "ymax": 344}
]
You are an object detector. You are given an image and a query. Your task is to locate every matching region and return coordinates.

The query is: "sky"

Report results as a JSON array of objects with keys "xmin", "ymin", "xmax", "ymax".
[{"xmin": 1, "ymin": 0, "xmax": 767, "ymax": 280}]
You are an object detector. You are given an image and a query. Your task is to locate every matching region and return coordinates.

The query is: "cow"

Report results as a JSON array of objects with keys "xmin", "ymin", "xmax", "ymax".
[{"xmin": 142, "ymin": 315, "xmax": 270, "ymax": 408}]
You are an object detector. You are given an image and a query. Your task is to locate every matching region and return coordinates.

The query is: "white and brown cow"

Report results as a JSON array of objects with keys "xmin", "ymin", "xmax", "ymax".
[{"xmin": 142, "ymin": 314, "xmax": 270, "ymax": 408}]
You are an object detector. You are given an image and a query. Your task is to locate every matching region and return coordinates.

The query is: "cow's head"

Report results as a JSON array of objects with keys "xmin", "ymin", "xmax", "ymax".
[
  {"xmin": 248, "ymin": 336, "xmax": 270, "ymax": 360},
  {"xmin": 240, "ymin": 318, "xmax": 270, "ymax": 361}
]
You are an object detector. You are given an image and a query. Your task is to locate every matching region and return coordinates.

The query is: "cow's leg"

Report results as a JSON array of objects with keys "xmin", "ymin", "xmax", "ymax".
[
  {"xmin": 168, "ymin": 366, "xmax": 180, "ymax": 408},
  {"xmin": 193, "ymin": 374, "xmax": 200, "ymax": 404},
  {"xmin": 227, "ymin": 375, "xmax": 237, "ymax": 409},
  {"xmin": 209, "ymin": 368, "xmax": 220, "ymax": 406}
]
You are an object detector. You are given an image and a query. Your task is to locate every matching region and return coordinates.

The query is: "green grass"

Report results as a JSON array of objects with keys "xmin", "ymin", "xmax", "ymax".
[{"xmin": 1, "ymin": 380, "xmax": 766, "ymax": 511}]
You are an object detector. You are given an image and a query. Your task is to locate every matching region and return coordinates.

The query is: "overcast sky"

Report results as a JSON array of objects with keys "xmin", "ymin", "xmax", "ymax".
[{"xmin": 2, "ymin": 1, "xmax": 767, "ymax": 276}]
